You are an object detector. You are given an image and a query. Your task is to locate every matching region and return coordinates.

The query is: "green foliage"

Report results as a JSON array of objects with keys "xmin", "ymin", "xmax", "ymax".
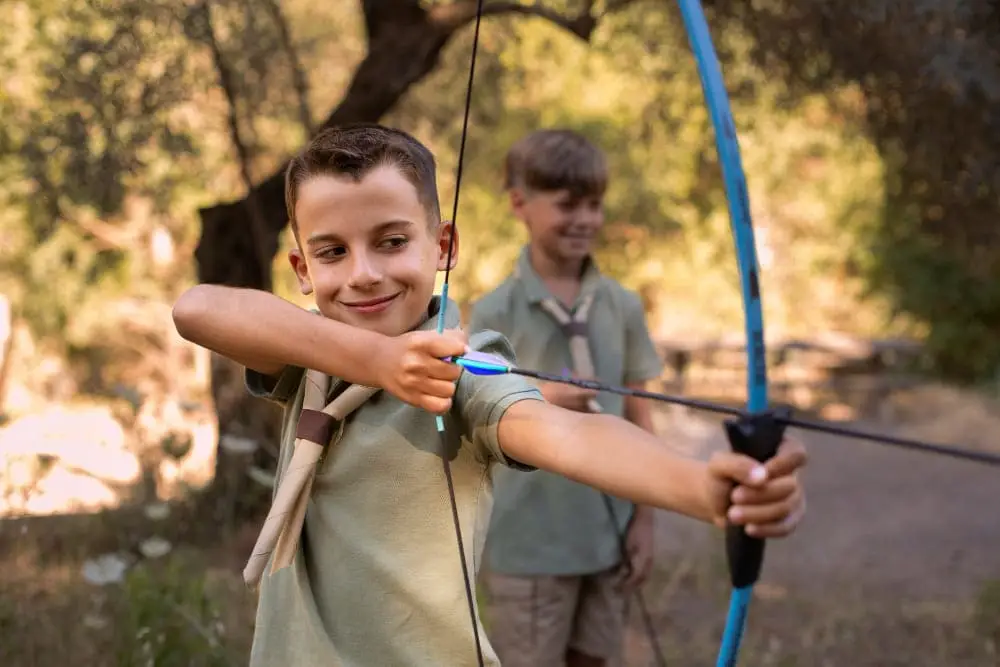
[
  {"xmin": 116, "ymin": 559, "xmax": 235, "ymax": 667},
  {"xmin": 974, "ymin": 578, "xmax": 1000, "ymax": 649},
  {"xmin": 714, "ymin": 0, "xmax": 1000, "ymax": 381},
  {"xmin": 0, "ymin": 0, "xmax": 343, "ymax": 385}
]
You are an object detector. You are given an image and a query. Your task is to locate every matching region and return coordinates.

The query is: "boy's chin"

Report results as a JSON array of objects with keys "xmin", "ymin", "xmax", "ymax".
[{"xmin": 322, "ymin": 300, "xmax": 432, "ymax": 338}]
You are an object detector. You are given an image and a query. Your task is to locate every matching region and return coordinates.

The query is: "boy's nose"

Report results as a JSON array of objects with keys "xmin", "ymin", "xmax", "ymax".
[{"xmin": 347, "ymin": 255, "xmax": 382, "ymax": 289}]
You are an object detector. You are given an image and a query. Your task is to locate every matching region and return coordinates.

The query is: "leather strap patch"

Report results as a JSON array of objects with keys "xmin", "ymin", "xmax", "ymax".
[{"xmin": 296, "ymin": 408, "xmax": 337, "ymax": 444}]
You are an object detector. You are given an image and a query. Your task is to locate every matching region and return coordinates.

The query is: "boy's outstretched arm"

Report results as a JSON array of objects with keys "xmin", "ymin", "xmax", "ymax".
[
  {"xmin": 171, "ymin": 285, "xmax": 467, "ymax": 412},
  {"xmin": 498, "ymin": 400, "xmax": 807, "ymax": 534}
]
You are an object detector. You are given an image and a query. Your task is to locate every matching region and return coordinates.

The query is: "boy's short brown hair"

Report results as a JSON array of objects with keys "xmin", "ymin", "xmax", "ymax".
[
  {"xmin": 285, "ymin": 124, "xmax": 442, "ymax": 235},
  {"xmin": 504, "ymin": 129, "xmax": 608, "ymax": 199}
]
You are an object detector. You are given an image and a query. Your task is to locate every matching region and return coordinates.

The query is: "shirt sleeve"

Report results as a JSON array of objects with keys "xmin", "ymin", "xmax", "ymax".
[
  {"xmin": 245, "ymin": 365, "xmax": 305, "ymax": 405},
  {"xmin": 621, "ymin": 289, "xmax": 664, "ymax": 385},
  {"xmin": 455, "ymin": 329, "xmax": 543, "ymax": 471}
]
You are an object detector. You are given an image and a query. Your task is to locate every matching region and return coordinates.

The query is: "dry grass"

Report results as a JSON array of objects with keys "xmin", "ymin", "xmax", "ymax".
[
  {"xmin": 2, "ymin": 514, "xmax": 997, "ymax": 666},
  {"xmin": 624, "ymin": 555, "xmax": 1000, "ymax": 666},
  {"xmin": 2, "ymin": 380, "xmax": 999, "ymax": 666},
  {"xmin": 881, "ymin": 382, "xmax": 1000, "ymax": 453}
]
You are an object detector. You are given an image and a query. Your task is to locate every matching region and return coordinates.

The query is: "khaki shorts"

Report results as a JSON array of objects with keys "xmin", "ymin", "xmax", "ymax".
[{"xmin": 482, "ymin": 567, "xmax": 627, "ymax": 666}]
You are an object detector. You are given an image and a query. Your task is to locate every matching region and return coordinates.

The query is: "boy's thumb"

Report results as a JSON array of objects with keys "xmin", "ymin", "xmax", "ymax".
[
  {"xmin": 443, "ymin": 327, "xmax": 470, "ymax": 347},
  {"xmin": 708, "ymin": 452, "xmax": 768, "ymax": 487}
]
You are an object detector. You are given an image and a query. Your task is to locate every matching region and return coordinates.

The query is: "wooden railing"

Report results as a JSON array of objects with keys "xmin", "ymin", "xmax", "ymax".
[{"xmin": 656, "ymin": 333, "xmax": 925, "ymax": 419}]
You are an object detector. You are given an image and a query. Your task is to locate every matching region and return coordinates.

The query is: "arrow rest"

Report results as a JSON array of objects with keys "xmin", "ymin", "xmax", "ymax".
[{"xmin": 723, "ymin": 407, "xmax": 790, "ymax": 589}]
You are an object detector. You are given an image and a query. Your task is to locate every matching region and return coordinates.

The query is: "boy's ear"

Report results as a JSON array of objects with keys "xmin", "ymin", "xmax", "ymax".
[
  {"xmin": 288, "ymin": 248, "xmax": 314, "ymax": 295},
  {"xmin": 508, "ymin": 187, "xmax": 527, "ymax": 217},
  {"xmin": 436, "ymin": 220, "xmax": 459, "ymax": 271}
]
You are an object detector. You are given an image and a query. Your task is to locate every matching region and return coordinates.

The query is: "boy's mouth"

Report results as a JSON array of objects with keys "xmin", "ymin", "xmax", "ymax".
[
  {"xmin": 559, "ymin": 226, "xmax": 596, "ymax": 240},
  {"xmin": 341, "ymin": 293, "xmax": 401, "ymax": 315}
]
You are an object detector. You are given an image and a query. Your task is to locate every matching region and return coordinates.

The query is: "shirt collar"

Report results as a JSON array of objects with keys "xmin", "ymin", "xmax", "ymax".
[
  {"xmin": 415, "ymin": 295, "xmax": 460, "ymax": 332},
  {"xmin": 513, "ymin": 245, "xmax": 603, "ymax": 306}
]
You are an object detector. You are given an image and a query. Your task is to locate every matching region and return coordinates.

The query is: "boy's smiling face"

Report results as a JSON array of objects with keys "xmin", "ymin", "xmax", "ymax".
[
  {"xmin": 288, "ymin": 164, "xmax": 457, "ymax": 336},
  {"xmin": 512, "ymin": 188, "xmax": 604, "ymax": 264}
]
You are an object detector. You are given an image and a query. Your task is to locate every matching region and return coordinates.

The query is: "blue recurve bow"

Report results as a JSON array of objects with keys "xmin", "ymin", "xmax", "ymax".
[{"xmin": 674, "ymin": 1, "xmax": 787, "ymax": 665}]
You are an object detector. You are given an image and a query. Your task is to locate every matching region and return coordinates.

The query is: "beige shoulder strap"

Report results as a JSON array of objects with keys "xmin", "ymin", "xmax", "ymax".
[
  {"xmin": 243, "ymin": 371, "xmax": 379, "ymax": 587},
  {"xmin": 537, "ymin": 294, "xmax": 602, "ymax": 414}
]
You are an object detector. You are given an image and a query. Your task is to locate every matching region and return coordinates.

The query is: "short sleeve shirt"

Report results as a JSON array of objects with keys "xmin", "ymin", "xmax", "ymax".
[
  {"xmin": 246, "ymin": 296, "xmax": 542, "ymax": 667},
  {"xmin": 469, "ymin": 246, "xmax": 663, "ymax": 576}
]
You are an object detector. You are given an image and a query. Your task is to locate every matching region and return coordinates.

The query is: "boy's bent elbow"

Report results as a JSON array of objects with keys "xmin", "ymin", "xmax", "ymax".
[{"xmin": 172, "ymin": 285, "xmax": 216, "ymax": 342}]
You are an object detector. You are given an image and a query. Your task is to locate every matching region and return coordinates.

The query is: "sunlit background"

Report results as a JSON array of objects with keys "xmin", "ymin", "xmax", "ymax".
[{"xmin": 1, "ymin": 1, "xmax": 998, "ymax": 665}]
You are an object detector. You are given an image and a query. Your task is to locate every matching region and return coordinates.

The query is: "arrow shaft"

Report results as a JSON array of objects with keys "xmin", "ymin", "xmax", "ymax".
[{"xmin": 507, "ymin": 366, "xmax": 1000, "ymax": 467}]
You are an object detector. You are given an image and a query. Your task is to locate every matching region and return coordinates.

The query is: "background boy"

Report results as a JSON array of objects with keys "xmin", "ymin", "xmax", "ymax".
[{"xmin": 471, "ymin": 129, "xmax": 668, "ymax": 667}]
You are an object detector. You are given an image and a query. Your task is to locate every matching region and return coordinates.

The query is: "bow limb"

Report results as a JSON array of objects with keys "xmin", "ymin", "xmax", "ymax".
[{"xmin": 674, "ymin": 1, "xmax": 783, "ymax": 665}]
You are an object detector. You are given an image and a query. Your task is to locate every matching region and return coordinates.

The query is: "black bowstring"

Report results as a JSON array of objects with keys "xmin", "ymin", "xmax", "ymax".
[
  {"xmin": 438, "ymin": 1, "xmax": 487, "ymax": 666},
  {"xmin": 506, "ymin": 367, "xmax": 1000, "ymax": 467},
  {"xmin": 602, "ymin": 495, "xmax": 670, "ymax": 667}
]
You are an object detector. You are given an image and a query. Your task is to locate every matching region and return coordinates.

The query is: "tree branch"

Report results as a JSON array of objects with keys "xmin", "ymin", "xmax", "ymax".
[
  {"xmin": 71, "ymin": 214, "xmax": 140, "ymax": 250},
  {"xmin": 363, "ymin": 0, "xmax": 426, "ymax": 42},
  {"xmin": 429, "ymin": 0, "xmax": 638, "ymax": 41},
  {"xmin": 197, "ymin": 1, "xmax": 273, "ymax": 286},
  {"xmin": 261, "ymin": 0, "xmax": 313, "ymax": 135}
]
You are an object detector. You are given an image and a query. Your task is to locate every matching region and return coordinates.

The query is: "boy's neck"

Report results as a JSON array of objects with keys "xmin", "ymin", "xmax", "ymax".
[
  {"xmin": 528, "ymin": 244, "xmax": 587, "ymax": 281},
  {"xmin": 528, "ymin": 244, "xmax": 589, "ymax": 306}
]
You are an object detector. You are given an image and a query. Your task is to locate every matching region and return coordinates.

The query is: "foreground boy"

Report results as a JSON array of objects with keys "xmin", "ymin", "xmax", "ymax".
[
  {"xmin": 471, "ymin": 129, "xmax": 665, "ymax": 667},
  {"xmin": 172, "ymin": 124, "xmax": 807, "ymax": 667}
]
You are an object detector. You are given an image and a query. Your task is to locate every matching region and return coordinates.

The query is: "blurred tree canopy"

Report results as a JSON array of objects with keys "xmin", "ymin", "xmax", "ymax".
[{"xmin": 1, "ymin": 0, "xmax": 998, "ymax": 394}]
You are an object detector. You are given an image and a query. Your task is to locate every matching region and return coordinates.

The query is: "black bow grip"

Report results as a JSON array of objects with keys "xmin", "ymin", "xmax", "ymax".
[{"xmin": 723, "ymin": 407, "xmax": 790, "ymax": 589}]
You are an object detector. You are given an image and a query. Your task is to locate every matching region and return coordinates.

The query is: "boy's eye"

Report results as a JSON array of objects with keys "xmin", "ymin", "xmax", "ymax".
[
  {"xmin": 317, "ymin": 246, "xmax": 346, "ymax": 260},
  {"xmin": 379, "ymin": 235, "xmax": 408, "ymax": 250}
]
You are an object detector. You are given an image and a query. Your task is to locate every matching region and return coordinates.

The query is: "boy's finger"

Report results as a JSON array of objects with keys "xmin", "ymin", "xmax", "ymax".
[
  {"xmin": 764, "ymin": 439, "xmax": 808, "ymax": 478},
  {"xmin": 442, "ymin": 327, "xmax": 470, "ymax": 347},
  {"xmin": 708, "ymin": 452, "xmax": 769, "ymax": 488},
  {"xmin": 728, "ymin": 490, "xmax": 802, "ymax": 526},
  {"xmin": 402, "ymin": 355, "xmax": 462, "ymax": 383},
  {"xmin": 745, "ymin": 498, "xmax": 807, "ymax": 538},
  {"xmin": 419, "ymin": 395, "xmax": 454, "ymax": 415},
  {"xmin": 730, "ymin": 476, "xmax": 797, "ymax": 505},
  {"xmin": 425, "ymin": 358, "xmax": 463, "ymax": 382},
  {"xmin": 418, "ymin": 378, "xmax": 461, "ymax": 399}
]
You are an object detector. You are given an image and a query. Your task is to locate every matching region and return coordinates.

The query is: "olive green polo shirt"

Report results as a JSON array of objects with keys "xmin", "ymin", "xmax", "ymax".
[
  {"xmin": 244, "ymin": 296, "xmax": 542, "ymax": 667},
  {"xmin": 469, "ymin": 246, "xmax": 664, "ymax": 576}
]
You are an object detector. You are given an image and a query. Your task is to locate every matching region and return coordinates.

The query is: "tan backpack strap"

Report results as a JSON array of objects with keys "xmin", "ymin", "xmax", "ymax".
[{"xmin": 243, "ymin": 375, "xmax": 378, "ymax": 587}]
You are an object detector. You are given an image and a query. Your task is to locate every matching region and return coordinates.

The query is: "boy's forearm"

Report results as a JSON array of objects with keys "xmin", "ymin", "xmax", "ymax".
[
  {"xmin": 172, "ymin": 285, "xmax": 386, "ymax": 384},
  {"xmin": 625, "ymin": 386, "xmax": 658, "ymax": 518},
  {"xmin": 499, "ymin": 401, "xmax": 715, "ymax": 524}
]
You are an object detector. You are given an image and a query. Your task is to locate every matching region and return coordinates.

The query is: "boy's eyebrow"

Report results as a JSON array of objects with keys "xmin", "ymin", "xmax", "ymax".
[{"xmin": 306, "ymin": 220, "xmax": 417, "ymax": 246}]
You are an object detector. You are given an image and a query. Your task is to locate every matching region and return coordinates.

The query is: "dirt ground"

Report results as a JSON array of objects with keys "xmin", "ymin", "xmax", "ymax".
[
  {"xmin": 1, "ymin": 387, "xmax": 999, "ymax": 666},
  {"xmin": 617, "ymin": 403, "xmax": 1000, "ymax": 666}
]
